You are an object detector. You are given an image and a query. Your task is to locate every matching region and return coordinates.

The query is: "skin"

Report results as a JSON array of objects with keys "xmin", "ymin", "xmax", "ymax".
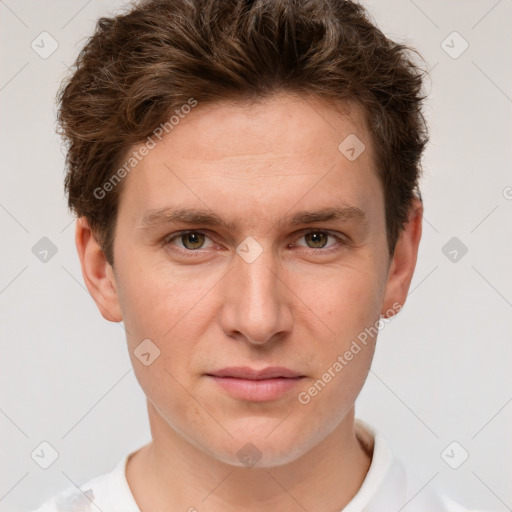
[{"xmin": 76, "ymin": 92, "xmax": 422, "ymax": 512}]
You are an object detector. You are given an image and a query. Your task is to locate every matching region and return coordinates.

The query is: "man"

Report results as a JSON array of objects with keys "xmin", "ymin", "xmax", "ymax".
[{"xmin": 34, "ymin": 0, "xmax": 473, "ymax": 510}]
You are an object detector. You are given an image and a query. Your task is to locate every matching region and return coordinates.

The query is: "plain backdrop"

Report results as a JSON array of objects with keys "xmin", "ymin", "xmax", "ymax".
[{"xmin": 1, "ymin": 1, "xmax": 511, "ymax": 510}]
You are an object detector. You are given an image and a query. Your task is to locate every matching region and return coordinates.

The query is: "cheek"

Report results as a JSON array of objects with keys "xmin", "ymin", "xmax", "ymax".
[
  {"xmin": 291, "ymin": 263, "xmax": 383, "ymax": 404},
  {"xmin": 293, "ymin": 261, "xmax": 384, "ymax": 337},
  {"xmin": 115, "ymin": 259, "xmax": 219, "ymax": 402},
  {"xmin": 295, "ymin": 312, "xmax": 377, "ymax": 434},
  {"xmin": 286, "ymin": 263, "xmax": 381, "ymax": 392},
  {"xmin": 115, "ymin": 257, "xmax": 209, "ymax": 341}
]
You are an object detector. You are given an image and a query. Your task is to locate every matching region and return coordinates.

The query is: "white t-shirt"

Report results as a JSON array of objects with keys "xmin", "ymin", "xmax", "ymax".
[{"xmin": 32, "ymin": 420, "xmax": 476, "ymax": 512}]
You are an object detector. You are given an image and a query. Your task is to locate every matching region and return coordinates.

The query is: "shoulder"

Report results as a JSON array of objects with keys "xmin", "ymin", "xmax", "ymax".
[
  {"xmin": 351, "ymin": 419, "xmax": 488, "ymax": 512},
  {"xmin": 406, "ymin": 488, "xmax": 486, "ymax": 512},
  {"xmin": 32, "ymin": 486, "xmax": 96, "ymax": 512},
  {"xmin": 31, "ymin": 452, "xmax": 140, "ymax": 512}
]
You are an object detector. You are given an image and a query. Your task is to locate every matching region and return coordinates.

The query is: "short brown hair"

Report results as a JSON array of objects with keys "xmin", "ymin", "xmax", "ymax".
[{"xmin": 57, "ymin": 0, "xmax": 429, "ymax": 265}]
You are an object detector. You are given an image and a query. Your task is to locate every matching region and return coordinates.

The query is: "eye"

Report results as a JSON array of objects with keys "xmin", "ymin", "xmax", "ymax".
[
  {"xmin": 162, "ymin": 229, "xmax": 347, "ymax": 256},
  {"xmin": 164, "ymin": 231, "xmax": 214, "ymax": 251},
  {"xmin": 304, "ymin": 231, "xmax": 329, "ymax": 249},
  {"xmin": 293, "ymin": 230, "xmax": 346, "ymax": 251}
]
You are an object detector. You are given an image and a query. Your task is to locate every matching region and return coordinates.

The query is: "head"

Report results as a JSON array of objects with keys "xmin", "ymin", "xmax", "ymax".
[{"xmin": 59, "ymin": 0, "xmax": 428, "ymax": 467}]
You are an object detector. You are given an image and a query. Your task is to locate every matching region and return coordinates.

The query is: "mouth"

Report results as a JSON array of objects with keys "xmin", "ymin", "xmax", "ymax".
[{"xmin": 205, "ymin": 366, "xmax": 306, "ymax": 402}]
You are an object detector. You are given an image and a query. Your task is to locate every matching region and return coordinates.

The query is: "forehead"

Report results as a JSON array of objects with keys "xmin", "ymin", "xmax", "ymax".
[
  {"xmin": 151, "ymin": 93, "xmax": 371, "ymax": 168},
  {"xmin": 117, "ymin": 92, "xmax": 381, "ymax": 226}
]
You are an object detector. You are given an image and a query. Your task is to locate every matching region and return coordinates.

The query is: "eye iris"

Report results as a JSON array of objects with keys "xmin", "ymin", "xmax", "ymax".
[
  {"xmin": 182, "ymin": 232, "xmax": 205, "ymax": 250},
  {"xmin": 305, "ymin": 232, "xmax": 327, "ymax": 248}
]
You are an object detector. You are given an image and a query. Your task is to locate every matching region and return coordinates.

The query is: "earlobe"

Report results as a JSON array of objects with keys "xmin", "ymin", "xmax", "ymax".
[
  {"xmin": 380, "ymin": 198, "xmax": 423, "ymax": 318},
  {"xmin": 75, "ymin": 217, "xmax": 123, "ymax": 323}
]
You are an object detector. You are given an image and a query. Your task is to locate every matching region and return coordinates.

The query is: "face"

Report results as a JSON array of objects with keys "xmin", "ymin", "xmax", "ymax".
[{"xmin": 78, "ymin": 93, "xmax": 421, "ymax": 468}]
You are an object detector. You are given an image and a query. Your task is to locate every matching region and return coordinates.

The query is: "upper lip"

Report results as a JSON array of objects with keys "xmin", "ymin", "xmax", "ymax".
[{"xmin": 207, "ymin": 366, "xmax": 304, "ymax": 380}]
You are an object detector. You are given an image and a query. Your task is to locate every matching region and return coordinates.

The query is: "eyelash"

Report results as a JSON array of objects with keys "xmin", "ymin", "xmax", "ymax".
[{"xmin": 162, "ymin": 229, "xmax": 348, "ymax": 256}]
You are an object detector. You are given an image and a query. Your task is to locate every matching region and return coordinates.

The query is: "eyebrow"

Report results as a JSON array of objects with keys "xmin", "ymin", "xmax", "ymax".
[{"xmin": 138, "ymin": 203, "xmax": 367, "ymax": 231}]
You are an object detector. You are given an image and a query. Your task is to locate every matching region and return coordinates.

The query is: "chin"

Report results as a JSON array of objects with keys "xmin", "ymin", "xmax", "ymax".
[
  {"xmin": 204, "ymin": 420, "xmax": 323, "ymax": 469},
  {"xmin": 212, "ymin": 438, "xmax": 311, "ymax": 469}
]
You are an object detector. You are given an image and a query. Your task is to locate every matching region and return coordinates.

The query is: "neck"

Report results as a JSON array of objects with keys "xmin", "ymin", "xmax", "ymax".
[{"xmin": 126, "ymin": 402, "xmax": 372, "ymax": 512}]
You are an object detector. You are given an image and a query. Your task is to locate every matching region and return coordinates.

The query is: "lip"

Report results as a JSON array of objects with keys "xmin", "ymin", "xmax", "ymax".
[
  {"xmin": 206, "ymin": 366, "xmax": 306, "ymax": 402},
  {"xmin": 208, "ymin": 366, "xmax": 303, "ymax": 379}
]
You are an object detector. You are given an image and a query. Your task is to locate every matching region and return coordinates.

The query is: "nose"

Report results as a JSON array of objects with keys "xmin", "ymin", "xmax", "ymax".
[{"xmin": 219, "ymin": 244, "xmax": 293, "ymax": 346}]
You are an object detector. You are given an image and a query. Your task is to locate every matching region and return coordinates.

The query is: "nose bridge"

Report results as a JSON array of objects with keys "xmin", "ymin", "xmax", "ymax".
[
  {"xmin": 239, "ymin": 255, "xmax": 277, "ymax": 312},
  {"xmin": 221, "ymin": 241, "xmax": 291, "ymax": 345}
]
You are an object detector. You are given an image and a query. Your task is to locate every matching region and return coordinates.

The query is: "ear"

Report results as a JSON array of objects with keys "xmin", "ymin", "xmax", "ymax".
[
  {"xmin": 381, "ymin": 197, "xmax": 423, "ymax": 318},
  {"xmin": 75, "ymin": 217, "xmax": 123, "ymax": 322}
]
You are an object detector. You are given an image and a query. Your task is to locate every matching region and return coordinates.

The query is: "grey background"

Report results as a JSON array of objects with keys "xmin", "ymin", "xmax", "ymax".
[{"xmin": 1, "ymin": 0, "xmax": 511, "ymax": 510}]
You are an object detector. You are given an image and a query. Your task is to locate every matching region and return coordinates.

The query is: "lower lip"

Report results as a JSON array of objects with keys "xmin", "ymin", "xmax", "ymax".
[{"xmin": 207, "ymin": 376, "xmax": 304, "ymax": 402}]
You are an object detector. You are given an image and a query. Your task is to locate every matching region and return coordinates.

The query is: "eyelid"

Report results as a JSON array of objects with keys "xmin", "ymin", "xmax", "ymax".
[
  {"xmin": 163, "ymin": 229, "xmax": 216, "ymax": 248},
  {"xmin": 291, "ymin": 228, "xmax": 348, "ymax": 249},
  {"xmin": 163, "ymin": 228, "xmax": 348, "ymax": 253}
]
